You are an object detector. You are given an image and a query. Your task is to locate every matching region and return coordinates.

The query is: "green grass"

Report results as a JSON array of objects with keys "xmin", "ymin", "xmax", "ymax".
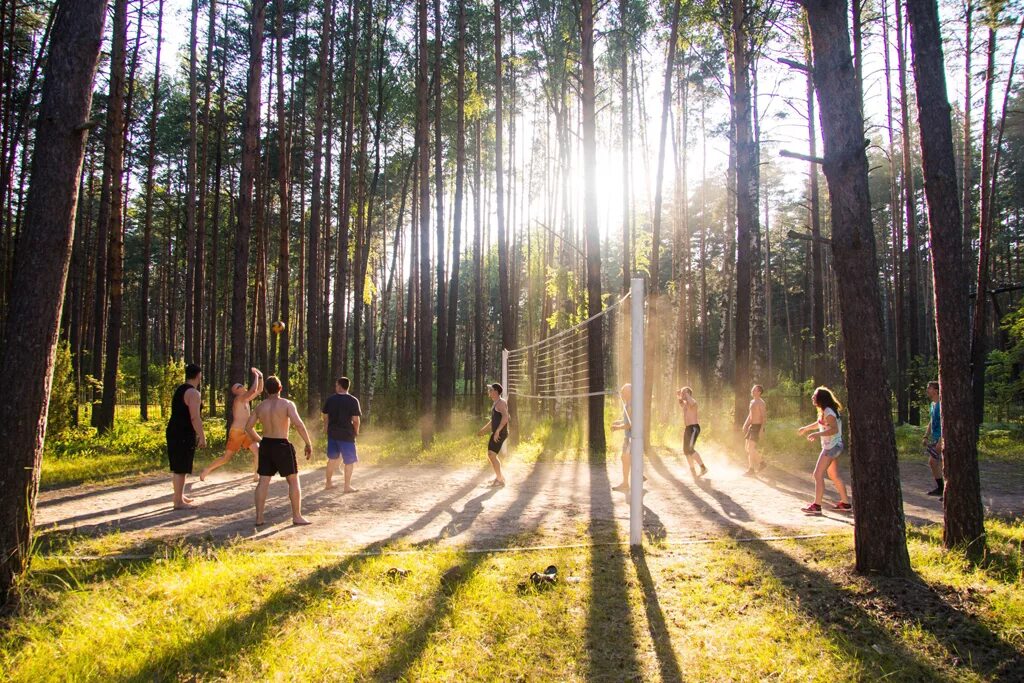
[{"xmin": 3, "ymin": 521, "xmax": 1022, "ymax": 681}]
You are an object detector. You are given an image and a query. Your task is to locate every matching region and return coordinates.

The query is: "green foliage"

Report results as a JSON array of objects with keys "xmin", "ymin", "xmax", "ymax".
[
  {"xmin": 288, "ymin": 359, "xmax": 307, "ymax": 404},
  {"xmin": 46, "ymin": 341, "xmax": 77, "ymax": 439},
  {"xmin": 157, "ymin": 358, "xmax": 185, "ymax": 417}
]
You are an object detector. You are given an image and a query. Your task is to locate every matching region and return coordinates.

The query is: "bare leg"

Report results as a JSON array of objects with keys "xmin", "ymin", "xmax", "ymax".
[
  {"xmin": 248, "ymin": 442, "xmax": 260, "ymax": 482},
  {"xmin": 343, "ymin": 463, "xmax": 357, "ymax": 493},
  {"xmin": 287, "ymin": 474, "xmax": 310, "ymax": 525},
  {"xmin": 201, "ymin": 449, "xmax": 238, "ymax": 481},
  {"xmin": 172, "ymin": 473, "xmax": 196, "ymax": 508},
  {"xmin": 691, "ymin": 451, "xmax": 707, "ymax": 475},
  {"xmin": 325, "ymin": 458, "xmax": 338, "ymax": 488},
  {"xmin": 614, "ymin": 448, "xmax": 630, "ymax": 491},
  {"xmin": 928, "ymin": 457, "xmax": 943, "ymax": 480},
  {"xmin": 487, "ymin": 450, "xmax": 505, "ymax": 485},
  {"xmin": 812, "ymin": 454, "xmax": 831, "ymax": 505},
  {"xmin": 254, "ymin": 476, "xmax": 271, "ymax": 524},
  {"xmin": 826, "ymin": 460, "xmax": 849, "ymax": 504}
]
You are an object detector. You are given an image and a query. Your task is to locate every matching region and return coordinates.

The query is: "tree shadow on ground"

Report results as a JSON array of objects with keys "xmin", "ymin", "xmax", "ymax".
[
  {"xmin": 585, "ymin": 438, "xmax": 645, "ymax": 682},
  {"xmin": 630, "ymin": 547, "xmax": 684, "ymax": 683},
  {"xmin": 650, "ymin": 449, "xmax": 1022, "ymax": 680}
]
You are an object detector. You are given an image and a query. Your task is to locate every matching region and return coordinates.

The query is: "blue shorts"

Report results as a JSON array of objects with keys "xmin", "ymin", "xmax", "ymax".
[
  {"xmin": 925, "ymin": 442, "xmax": 942, "ymax": 461},
  {"xmin": 820, "ymin": 444, "xmax": 844, "ymax": 460},
  {"xmin": 327, "ymin": 439, "xmax": 358, "ymax": 464}
]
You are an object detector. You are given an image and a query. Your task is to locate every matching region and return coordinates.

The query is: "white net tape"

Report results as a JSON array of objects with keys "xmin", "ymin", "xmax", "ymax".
[{"xmin": 505, "ymin": 293, "xmax": 630, "ymax": 400}]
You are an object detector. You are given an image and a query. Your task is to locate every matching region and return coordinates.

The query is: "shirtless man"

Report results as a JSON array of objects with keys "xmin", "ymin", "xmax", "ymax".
[
  {"xmin": 244, "ymin": 375, "xmax": 314, "ymax": 526},
  {"xmin": 742, "ymin": 384, "xmax": 767, "ymax": 476},
  {"xmin": 676, "ymin": 387, "xmax": 707, "ymax": 478},
  {"xmin": 165, "ymin": 363, "xmax": 207, "ymax": 509},
  {"xmin": 201, "ymin": 367, "xmax": 263, "ymax": 482}
]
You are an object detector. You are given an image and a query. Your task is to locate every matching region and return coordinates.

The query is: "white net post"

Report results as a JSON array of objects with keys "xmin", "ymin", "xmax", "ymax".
[
  {"xmin": 501, "ymin": 348, "xmax": 509, "ymax": 401},
  {"xmin": 629, "ymin": 277, "xmax": 645, "ymax": 547}
]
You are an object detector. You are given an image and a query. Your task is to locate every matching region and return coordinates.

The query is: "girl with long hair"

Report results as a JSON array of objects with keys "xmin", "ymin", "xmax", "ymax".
[{"xmin": 797, "ymin": 386, "xmax": 852, "ymax": 515}]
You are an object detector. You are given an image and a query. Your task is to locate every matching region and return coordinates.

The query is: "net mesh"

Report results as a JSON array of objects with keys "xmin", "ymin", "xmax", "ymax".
[{"xmin": 504, "ymin": 293, "xmax": 630, "ymax": 401}]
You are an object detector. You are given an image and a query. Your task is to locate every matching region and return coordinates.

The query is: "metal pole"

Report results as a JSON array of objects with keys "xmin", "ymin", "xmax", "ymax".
[
  {"xmin": 501, "ymin": 348, "xmax": 509, "ymax": 401},
  {"xmin": 630, "ymin": 277, "xmax": 645, "ymax": 547}
]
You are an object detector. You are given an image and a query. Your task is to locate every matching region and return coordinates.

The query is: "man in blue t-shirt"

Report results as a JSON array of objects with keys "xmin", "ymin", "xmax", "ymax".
[
  {"xmin": 923, "ymin": 380, "xmax": 944, "ymax": 498},
  {"xmin": 322, "ymin": 376, "xmax": 362, "ymax": 493}
]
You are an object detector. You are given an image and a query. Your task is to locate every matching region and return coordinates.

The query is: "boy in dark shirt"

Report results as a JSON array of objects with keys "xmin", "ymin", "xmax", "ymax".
[{"xmin": 322, "ymin": 376, "xmax": 362, "ymax": 493}]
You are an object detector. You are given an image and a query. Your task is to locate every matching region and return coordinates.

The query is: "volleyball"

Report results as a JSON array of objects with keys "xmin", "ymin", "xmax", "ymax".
[{"xmin": 271, "ymin": 320, "xmax": 286, "ymax": 334}]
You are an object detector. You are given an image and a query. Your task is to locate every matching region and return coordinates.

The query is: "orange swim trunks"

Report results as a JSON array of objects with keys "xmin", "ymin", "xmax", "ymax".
[{"xmin": 226, "ymin": 427, "xmax": 254, "ymax": 453}]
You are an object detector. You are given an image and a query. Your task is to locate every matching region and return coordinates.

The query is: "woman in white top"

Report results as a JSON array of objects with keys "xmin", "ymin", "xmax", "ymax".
[{"xmin": 797, "ymin": 386, "xmax": 852, "ymax": 515}]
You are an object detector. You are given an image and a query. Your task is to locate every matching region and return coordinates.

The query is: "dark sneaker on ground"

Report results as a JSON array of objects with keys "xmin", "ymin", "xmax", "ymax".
[
  {"xmin": 757, "ymin": 461, "xmax": 768, "ymax": 472},
  {"xmin": 832, "ymin": 502, "xmax": 852, "ymax": 512},
  {"xmin": 699, "ymin": 466, "xmax": 708, "ymax": 477},
  {"xmin": 926, "ymin": 486, "xmax": 943, "ymax": 496},
  {"xmin": 801, "ymin": 503, "xmax": 822, "ymax": 515}
]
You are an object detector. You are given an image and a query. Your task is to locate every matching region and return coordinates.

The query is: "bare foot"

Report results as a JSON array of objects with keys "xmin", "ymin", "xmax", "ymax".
[
  {"xmin": 612, "ymin": 483, "xmax": 629, "ymax": 493},
  {"xmin": 325, "ymin": 482, "xmax": 336, "ymax": 490},
  {"xmin": 292, "ymin": 517, "xmax": 312, "ymax": 526},
  {"xmin": 342, "ymin": 487, "xmax": 358, "ymax": 494},
  {"xmin": 200, "ymin": 469, "xmax": 209, "ymax": 482},
  {"xmin": 255, "ymin": 519, "xmax": 265, "ymax": 527},
  {"xmin": 251, "ymin": 474, "xmax": 259, "ymax": 484},
  {"xmin": 173, "ymin": 501, "xmax": 198, "ymax": 510},
  {"xmin": 181, "ymin": 495, "xmax": 195, "ymax": 504}
]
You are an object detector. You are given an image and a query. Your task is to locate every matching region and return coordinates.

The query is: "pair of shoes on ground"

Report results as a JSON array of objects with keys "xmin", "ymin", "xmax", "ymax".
[{"xmin": 801, "ymin": 501, "xmax": 852, "ymax": 515}]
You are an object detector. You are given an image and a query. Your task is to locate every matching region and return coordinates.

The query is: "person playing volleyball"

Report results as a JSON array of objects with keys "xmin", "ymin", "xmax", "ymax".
[
  {"xmin": 797, "ymin": 386, "xmax": 852, "ymax": 515},
  {"xmin": 741, "ymin": 384, "xmax": 767, "ymax": 476},
  {"xmin": 477, "ymin": 383, "xmax": 508, "ymax": 487},
  {"xmin": 676, "ymin": 387, "xmax": 707, "ymax": 478},
  {"xmin": 201, "ymin": 366, "xmax": 263, "ymax": 482}
]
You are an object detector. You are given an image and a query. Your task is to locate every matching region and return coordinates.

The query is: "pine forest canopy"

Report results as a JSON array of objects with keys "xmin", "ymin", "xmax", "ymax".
[{"xmin": 0, "ymin": 0, "xmax": 1022, "ymax": 438}]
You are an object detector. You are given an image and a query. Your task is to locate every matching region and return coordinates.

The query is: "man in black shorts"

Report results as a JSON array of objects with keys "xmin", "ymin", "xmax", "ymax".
[
  {"xmin": 244, "ymin": 375, "xmax": 314, "ymax": 526},
  {"xmin": 677, "ymin": 387, "xmax": 707, "ymax": 478},
  {"xmin": 165, "ymin": 363, "xmax": 207, "ymax": 509},
  {"xmin": 476, "ymin": 383, "xmax": 509, "ymax": 487}
]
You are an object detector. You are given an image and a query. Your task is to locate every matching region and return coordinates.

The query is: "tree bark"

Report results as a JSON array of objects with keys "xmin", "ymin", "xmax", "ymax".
[
  {"xmin": 905, "ymin": 0, "xmax": 986, "ymax": 560},
  {"xmin": 802, "ymin": 0, "xmax": 912, "ymax": 576},
  {"xmin": 417, "ymin": 0, "xmax": 433, "ymax": 445},
  {"xmin": 229, "ymin": 0, "xmax": 265, "ymax": 409},
  {"xmin": 804, "ymin": 18, "xmax": 826, "ymax": 387},
  {"xmin": 582, "ymin": 0, "xmax": 605, "ymax": 456},
  {"xmin": 0, "ymin": 0, "xmax": 106, "ymax": 605},
  {"xmin": 275, "ymin": 0, "xmax": 291, "ymax": 388}
]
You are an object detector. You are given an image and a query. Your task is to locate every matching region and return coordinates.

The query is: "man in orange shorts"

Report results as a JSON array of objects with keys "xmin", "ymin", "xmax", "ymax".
[{"xmin": 201, "ymin": 367, "xmax": 263, "ymax": 482}]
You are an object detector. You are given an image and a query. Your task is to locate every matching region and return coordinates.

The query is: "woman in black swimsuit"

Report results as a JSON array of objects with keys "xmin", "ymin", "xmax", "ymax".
[{"xmin": 477, "ymin": 383, "xmax": 509, "ymax": 487}]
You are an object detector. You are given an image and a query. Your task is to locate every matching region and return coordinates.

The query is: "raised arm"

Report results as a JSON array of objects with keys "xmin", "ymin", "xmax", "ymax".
[
  {"xmin": 185, "ymin": 388, "xmax": 206, "ymax": 448},
  {"xmin": 241, "ymin": 367, "xmax": 262, "ymax": 402}
]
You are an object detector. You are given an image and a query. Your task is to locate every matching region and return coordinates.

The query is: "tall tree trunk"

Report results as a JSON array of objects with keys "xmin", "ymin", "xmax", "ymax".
[
  {"xmin": 229, "ymin": 0, "xmax": 265, "ymax": 409},
  {"xmin": 895, "ymin": 0, "xmax": 922, "ymax": 424},
  {"xmin": 275, "ymin": 0, "xmax": 291, "ymax": 388},
  {"xmin": 647, "ymin": 0, "xmax": 681, "ymax": 444},
  {"xmin": 582, "ymin": 0, "xmax": 605, "ymax": 456},
  {"xmin": 619, "ymin": 0, "xmax": 631, "ymax": 293},
  {"xmin": 441, "ymin": 0, "xmax": 466, "ymax": 426},
  {"xmin": 961, "ymin": 1, "xmax": 973, "ymax": 276},
  {"xmin": 905, "ymin": 0, "xmax": 985, "ymax": 560},
  {"xmin": 183, "ymin": 0, "xmax": 199, "ymax": 363},
  {"xmin": 804, "ymin": 19, "xmax": 826, "ymax": 387},
  {"xmin": 803, "ymin": 0, "xmax": 911, "ymax": 576},
  {"xmin": 0, "ymin": 0, "xmax": 106, "ymax": 605},
  {"xmin": 433, "ymin": 0, "xmax": 449, "ymax": 426},
  {"xmin": 494, "ymin": 0, "xmax": 512, "ymax": 362},
  {"xmin": 140, "ymin": 0, "xmax": 164, "ymax": 421},
  {"xmin": 94, "ymin": 0, "xmax": 129, "ymax": 433},
  {"xmin": 306, "ymin": 0, "xmax": 332, "ymax": 414},
  {"xmin": 417, "ymin": 0, "xmax": 433, "ymax": 445},
  {"xmin": 731, "ymin": 0, "xmax": 758, "ymax": 427}
]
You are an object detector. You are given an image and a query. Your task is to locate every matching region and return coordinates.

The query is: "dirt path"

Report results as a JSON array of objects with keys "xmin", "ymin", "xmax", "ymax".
[{"xmin": 35, "ymin": 444, "xmax": 1022, "ymax": 552}]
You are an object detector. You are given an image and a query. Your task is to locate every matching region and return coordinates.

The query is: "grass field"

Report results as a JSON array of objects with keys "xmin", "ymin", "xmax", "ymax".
[
  {"xmin": 2, "ymin": 521, "xmax": 1021, "ymax": 681},
  {"xmin": 18, "ymin": 410, "xmax": 1023, "ymax": 681}
]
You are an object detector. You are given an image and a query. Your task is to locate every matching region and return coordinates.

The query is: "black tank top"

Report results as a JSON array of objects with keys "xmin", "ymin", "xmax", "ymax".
[
  {"xmin": 167, "ymin": 383, "xmax": 195, "ymax": 436},
  {"xmin": 491, "ymin": 403, "xmax": 507, "ymax": 437}
]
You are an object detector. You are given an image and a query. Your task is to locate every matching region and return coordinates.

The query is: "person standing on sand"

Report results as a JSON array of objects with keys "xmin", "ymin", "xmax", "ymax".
[
  {"xmin": 797, "ymin": 386, "xmax": 852, "ymax": 515},
  {"xmin": 923, "ymin": 380, "xmax": 944, "ymax": 498},
  {"xmin": 677, "ymin": 387, "xmax": 708, "ymax": 478},
  {"xmin": 322, "ymin": 376, "xmax": 362, "ymax": 493},
  {"xmin": 244, "ymin": 375, "xmax": 314, "ymax": 526},
  {"xmin": 201, "ymin": 367, "xmax": 262, "ymax": 482},
  {"xmin": 742, "ymin": 384, "xmax": 768, "ymax": 476},
  {"xmin": 477, "ymin": 383, "xmax": 509, "ymax": 487},
  {"xmin": 166, "ymin": 363, "xmax": 207, "ymax": 509},
  {"xmin": 611, "ymin": 383, "xmax": 634, "ymax": 493}
]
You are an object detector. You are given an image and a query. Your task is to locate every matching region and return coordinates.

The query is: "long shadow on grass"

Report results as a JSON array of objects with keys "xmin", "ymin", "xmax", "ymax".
[
  {"xmin": 120, "ymin": 467, "xmax": 494, "ymax": 682},
  {"xmin": 630, "ymin": 548, "xmax": 684, "ymax": 683},
  {"xmin": 652, "ymin": 449, "xmax": 1021, "ymax": 680},
  {"xmin": 584, "ymin": 436, "xmax": 644, "ymax": 682},
  {"xmin": 368, "ymin": 440, "xmax": 562, "ymax": 679}
]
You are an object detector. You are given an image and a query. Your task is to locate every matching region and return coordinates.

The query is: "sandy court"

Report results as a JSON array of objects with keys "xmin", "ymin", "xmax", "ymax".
[{"xmin": 35, "ymin": 444, "xmax": 1022, "ymax": 552}]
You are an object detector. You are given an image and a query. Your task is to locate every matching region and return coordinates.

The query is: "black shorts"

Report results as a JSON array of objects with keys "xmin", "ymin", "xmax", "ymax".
[
  {"xmin": 166, "ymin": 430, "xmax": 197, "ymax": 474},
  {"xmin": 487, "ymin": 430, "xmax": 508, "ymax": 455},
  {"xmin": 745, "ymin": 424, "xmax": 762, "ymax": 443},
  {"xmin": 258, "ymin": 438, "xmax": 298, "ymax": 478},
  {"xmin": 683, "ymin": 424, "xmax": 701, "ymax": 455}
]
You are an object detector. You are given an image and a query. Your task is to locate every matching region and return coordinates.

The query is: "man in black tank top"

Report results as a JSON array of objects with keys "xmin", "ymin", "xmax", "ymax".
[
  {"xmin": 476, "ymin": 383, "xmax": 509, "ymax": 487},
  {"xmin": 166, "ymin": 363, "xmax": 207, "ymax": 509}
]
